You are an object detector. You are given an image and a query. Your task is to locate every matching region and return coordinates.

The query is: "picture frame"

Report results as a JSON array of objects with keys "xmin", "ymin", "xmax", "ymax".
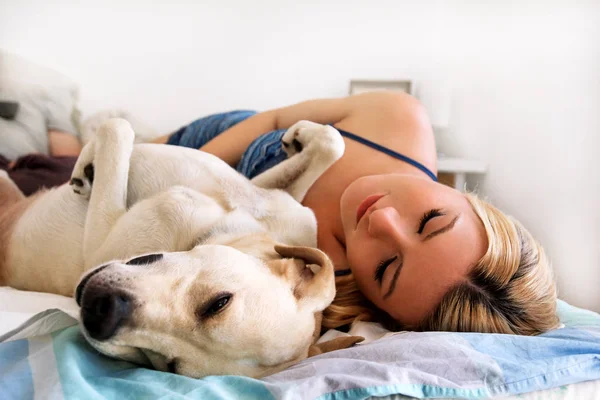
[{"xmin": 349, "ymin": 79, "xmax": 413, "ymax": 96}]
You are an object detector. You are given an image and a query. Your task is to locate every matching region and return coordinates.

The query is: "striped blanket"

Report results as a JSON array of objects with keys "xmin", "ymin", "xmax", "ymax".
[{"xmin": 1, "ymin": 300, "xmax": 599, "ymax": 400}]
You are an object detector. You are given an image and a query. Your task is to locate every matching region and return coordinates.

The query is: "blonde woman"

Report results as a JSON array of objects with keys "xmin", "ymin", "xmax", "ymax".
[{"xmin": 154, "ymin": 91, "xmax": 559, "ymax": 335}]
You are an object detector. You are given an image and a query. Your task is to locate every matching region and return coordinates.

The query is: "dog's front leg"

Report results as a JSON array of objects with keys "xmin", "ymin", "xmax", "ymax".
[
  {"xmin": 71, "ymin": 119, "xmax": 135, "ymax": 269},
  {"xmin": 251, "ymin": 121, "xmax": 345, "ymax": 203}
]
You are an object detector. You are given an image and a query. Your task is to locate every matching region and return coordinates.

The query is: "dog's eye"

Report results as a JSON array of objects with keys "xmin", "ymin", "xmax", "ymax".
[
  {"xmin": 126, "ymin": 253, "xmax": 163, "ymax": 266},
  {"xmin": 199, "ymin": 293, "xmax": 233, "ymax": 319}
]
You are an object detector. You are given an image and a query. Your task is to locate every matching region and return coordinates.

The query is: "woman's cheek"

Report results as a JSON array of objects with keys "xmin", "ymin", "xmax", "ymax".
[{"xmin": 349, "ymin": 250, "xmax": 372, "ymax": 284}]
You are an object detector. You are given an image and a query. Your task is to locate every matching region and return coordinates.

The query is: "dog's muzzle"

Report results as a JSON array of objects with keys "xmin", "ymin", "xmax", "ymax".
[
  {"xmin": 75, "ymin": 264, "xmax": 110, "ymax": 306},
  {"xmin": 76, "ymin": 264, "xmax": 133, "ymax": 341}
]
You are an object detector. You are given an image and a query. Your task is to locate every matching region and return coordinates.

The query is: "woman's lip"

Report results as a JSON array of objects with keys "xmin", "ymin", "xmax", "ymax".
[{"xmin": 356, "ymin": 194, "xmax": 386, "ymax": 226}]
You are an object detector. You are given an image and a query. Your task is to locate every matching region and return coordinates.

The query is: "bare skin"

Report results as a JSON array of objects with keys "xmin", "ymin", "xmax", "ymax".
[
  {"xmin": 6, "ymin": 130, "xmax": 81, "ymax": 169},
  {"xmin": 48, "ymin": 130, "xmax": 82, "ymax": 157},
  {"xmin": 154, "ymin": 92, "xmax": 437, "ymax": 267},
  {"xmin": 154, "ymin": 92, "xmax": 486, "ymax": 323}
]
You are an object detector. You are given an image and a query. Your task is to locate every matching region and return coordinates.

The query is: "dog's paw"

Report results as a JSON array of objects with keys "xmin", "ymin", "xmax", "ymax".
[
  {"xmin": 70, "ymin": 163, "xmax": 94, "ymax": 199},
  {"xmin": 70, "ymin": 139, "xmax": 96, "ymax": 198},
  {"xmin": 282, "ymin": 121, "xmax": 345, "ymax": 162},
  {"xmin": 0, "ymin": 170, "xmax": 9, "ymax": 180},
  {"xmin": 98, "ymin": 118, "xmax": 136, "ymax": 145},
  {"xmin": 282, "ymin": 120, "xmax": 324, "ymax": 157}
]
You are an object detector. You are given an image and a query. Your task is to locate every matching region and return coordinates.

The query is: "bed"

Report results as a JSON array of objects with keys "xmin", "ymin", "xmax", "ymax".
[
  {"xmin": 1, "ymin": 286, "xmax": 599, "ymax": 400},
  {"xmin": 1, "ymin": 50, "xmax": 599, "ymax": 399}
]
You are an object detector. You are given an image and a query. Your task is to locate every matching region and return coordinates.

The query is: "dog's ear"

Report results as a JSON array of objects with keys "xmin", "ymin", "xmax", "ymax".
[
  {"xmin": 308, "ymin": 336, "xmax": 365, "ymax": 357},
  {"xmin": 273, "ymin": 244, "xmax": 336, "ymax": 312}
]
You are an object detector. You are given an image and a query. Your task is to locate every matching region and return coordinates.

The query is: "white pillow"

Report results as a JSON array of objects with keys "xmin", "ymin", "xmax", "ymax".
[
  {"xmin": 0, "ymin": 85, "xmax": 78, "ymax": 158},
  {"xmin": 0, "ymin": 49, "xmax": 81, "ymax": 133}
]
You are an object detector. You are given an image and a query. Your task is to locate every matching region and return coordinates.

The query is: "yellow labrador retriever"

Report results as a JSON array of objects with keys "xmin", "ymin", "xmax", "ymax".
[{"xmin": 0, "ymin": 119, "xmax": 362, "ymax": 378}]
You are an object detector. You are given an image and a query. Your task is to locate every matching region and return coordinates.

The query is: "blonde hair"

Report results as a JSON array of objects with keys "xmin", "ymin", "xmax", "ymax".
[{"xmin": 322, "ymin": 193, "xmax": 560, "ymax": 335}]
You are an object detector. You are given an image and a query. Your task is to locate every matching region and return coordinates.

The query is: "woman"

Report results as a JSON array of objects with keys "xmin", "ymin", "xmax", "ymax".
[
  {"xmin": 1, "ymin": 124, "xmax": 82, "ymax": 196},
  {"xmin": 154, "ymin": 91, "xmax": 559, "ymax": 335}
]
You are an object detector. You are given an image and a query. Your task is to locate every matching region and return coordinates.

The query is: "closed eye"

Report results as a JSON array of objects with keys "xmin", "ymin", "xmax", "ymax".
[
  {"xmin": 417, "ymin": 209, "xmax": 444, "ymax": 234},
  {"xmin": 374, "ymin": 256, "xmax": 397, "ymax": 285}
]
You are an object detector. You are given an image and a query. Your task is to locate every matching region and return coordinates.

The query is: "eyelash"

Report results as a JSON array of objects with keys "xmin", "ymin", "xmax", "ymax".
[
  {"xmin": 374, "ymin": 256, "xmax": 397, "ymax": 284},
  {"xmin": 418, "ymin": 209, "xmax": 444, "ymax": 234},
  {"xmin": 373, "ymin": 209, "xmax": 443, "ymax": 285}
]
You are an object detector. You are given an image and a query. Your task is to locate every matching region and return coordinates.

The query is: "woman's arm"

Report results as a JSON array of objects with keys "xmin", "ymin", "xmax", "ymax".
[
  {"xmin": 199, "ymin": 97, "xmax": 353, "ymax": 166},
  {"xmin": 48, "ymin": 130, "xmax": 82, "ymax": 157},
  {"xmin": 160, "ymin": 91, "xmax": 423, "ymax": 166}
]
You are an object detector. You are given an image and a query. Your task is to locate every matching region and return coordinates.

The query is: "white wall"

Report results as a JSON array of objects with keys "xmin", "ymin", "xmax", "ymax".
[{"xmin": 1, "ymin": 0, "xmax": 598, "ymax": 311}]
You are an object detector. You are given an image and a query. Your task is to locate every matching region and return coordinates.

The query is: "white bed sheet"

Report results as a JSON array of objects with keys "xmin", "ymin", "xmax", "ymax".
[
  {"xmin": 0, "ymin": 286, "xmax": 78, "ymax": 336},
  {"xmin": 383, "ymin": 379, "xmax": 600, "ymax": 399},
  {"xmin": 499, "ymin": 378, "xmax": 600, "ymax": 400}
]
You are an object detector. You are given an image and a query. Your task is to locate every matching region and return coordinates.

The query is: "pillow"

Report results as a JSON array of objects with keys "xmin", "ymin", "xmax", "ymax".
[
  {"xmin": 0, "ymin": 85, "xmax": 78, "ymax": 159},
  {"xmin": 0, "ymin": 50, "xmax": 80, "ymax": 158}
]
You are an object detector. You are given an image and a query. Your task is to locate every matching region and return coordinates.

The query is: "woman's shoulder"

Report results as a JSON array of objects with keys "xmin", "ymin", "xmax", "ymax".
[
  {"xmin": 346, "ymin": 91, "xmax": 429, "ymax": 121},
  {"xmin": 338, "ymin": 92, "xmax": 438, "ymax": 174}
]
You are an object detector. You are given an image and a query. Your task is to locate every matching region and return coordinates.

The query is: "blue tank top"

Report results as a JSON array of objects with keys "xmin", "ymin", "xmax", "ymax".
[{"xmin": 167, "ymin": 110, "xmax": 437, "ymax": 181}]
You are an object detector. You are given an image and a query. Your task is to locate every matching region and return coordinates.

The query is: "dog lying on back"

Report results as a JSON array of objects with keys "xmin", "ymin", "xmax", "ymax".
[{"xmin": 0, "ymin": 119, "xmax": 362, "ymax": 378}]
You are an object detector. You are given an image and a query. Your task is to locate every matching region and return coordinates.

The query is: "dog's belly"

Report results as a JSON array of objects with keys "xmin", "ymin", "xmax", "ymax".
[
  {"xmin": 126, "ymin": 145, "xmax": 244, "ymax": 206},
  {"xmin": 125, "ymin": 145, "xmax": 315, "ymax": 246},
  {"xmin": 7, "ymin": 186, "xmax": 87, "ymax": 296},
  {"xmin": 5, "ymin": 146, "xmax": 250, "ymax": 296},
  {"xmin": 5, "ymin": 144, "xmax": 315, "ymax": 296}
]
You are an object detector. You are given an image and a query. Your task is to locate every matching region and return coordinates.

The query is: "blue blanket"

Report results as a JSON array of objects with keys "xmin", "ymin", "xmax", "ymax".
[{"xmin": 1, "ymin": 300, "xmax": 599, "ymax": 400}]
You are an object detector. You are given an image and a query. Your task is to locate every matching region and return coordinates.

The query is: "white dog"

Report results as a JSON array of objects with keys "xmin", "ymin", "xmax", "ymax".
[{"xmin": 0, "ymin": 119, "xmax": 362, "ymax": 378}]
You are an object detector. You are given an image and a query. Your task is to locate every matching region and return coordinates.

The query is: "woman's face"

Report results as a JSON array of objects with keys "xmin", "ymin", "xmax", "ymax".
[{"xmin": 340, "ymin": 174, "xmax": 487, "ymax": 327}]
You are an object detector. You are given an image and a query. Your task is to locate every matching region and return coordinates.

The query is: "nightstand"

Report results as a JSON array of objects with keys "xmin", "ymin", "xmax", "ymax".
[{"xmin": 437, "ymin": 157, "xmax": 487, "ymax": 191}]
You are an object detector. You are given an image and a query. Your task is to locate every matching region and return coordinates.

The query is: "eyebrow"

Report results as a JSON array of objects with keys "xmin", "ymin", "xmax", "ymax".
[
  {"xmin": 424, "ymin": 214, "xmax": 460, "ymax": 242},
  {"xmin": 383, "ymin": 260, "xmax": 403, "ymax": 299},
  {"xmin": 382, "ymin": 214, "xmax": 461, "ymax": 300}
]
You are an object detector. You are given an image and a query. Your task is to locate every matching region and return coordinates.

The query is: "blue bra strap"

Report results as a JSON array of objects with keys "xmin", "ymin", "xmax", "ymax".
[
  {"xmin": 335, "ymin": 269, "xmax": 352, "ymax": 277},
  {"xmin": 335, "ymin": 127, "xmax": 438, "ymax": 182}
]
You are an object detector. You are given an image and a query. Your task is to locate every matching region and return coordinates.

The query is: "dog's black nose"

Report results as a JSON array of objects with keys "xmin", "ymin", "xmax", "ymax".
[{"xmin": 81, "ymin": 288, "xmax": 132, "ymax": 341}]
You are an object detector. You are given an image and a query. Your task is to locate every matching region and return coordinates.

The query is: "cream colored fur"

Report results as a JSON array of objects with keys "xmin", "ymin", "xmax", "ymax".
[{"xmin": 0, "ymin": 119, "xmax": 359, "ymax": 378}]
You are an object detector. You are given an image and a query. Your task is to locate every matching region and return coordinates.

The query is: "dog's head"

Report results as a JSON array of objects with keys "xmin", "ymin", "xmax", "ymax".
[{"xmin": 75, "ymin": 243, "xmax": 341, "ymax": 378}]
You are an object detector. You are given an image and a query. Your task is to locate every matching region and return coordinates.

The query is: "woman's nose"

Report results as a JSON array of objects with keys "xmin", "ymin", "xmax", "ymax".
[{"xmin": 367, "ymin": 207, "xmax": 406, "ymax": 242}]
